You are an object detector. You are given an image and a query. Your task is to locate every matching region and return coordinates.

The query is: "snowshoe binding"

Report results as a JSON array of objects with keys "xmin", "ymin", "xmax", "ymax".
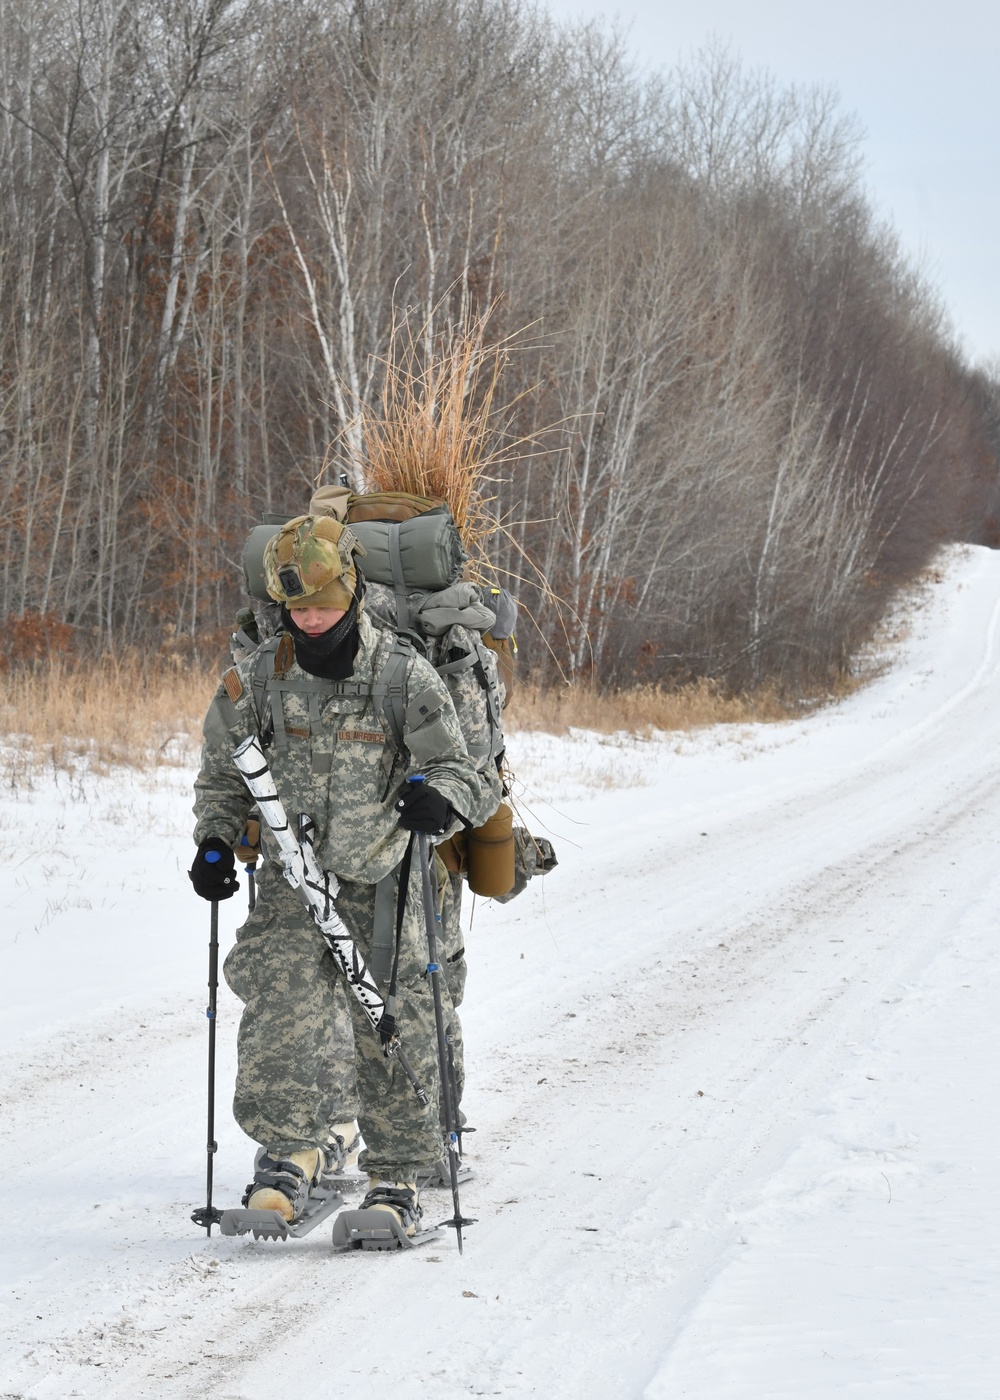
[
  {"xmin": 319, "ymin": 1120, "xmax": 363, "ymax": 1185},
  {"xmin": 219, "ymin": 1145, "xmax": 345, "ymax": 1241},
  {"xmin": 332, "ymin": 1179, "xmax": 443, "ymax": 1251}
]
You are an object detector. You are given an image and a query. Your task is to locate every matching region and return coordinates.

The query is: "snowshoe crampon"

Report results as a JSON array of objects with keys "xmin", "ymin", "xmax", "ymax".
[
  {"xmin": 219, "ymin": 1147, "xmax": 344, "ymax": 1241},
  {"xmin": 331, "ymin": 1182, "xmax": 443, "ymax": 1252},
  {"xmin": 219, "ymin": 1183, "xmax": 343, "ymax": 1241}
]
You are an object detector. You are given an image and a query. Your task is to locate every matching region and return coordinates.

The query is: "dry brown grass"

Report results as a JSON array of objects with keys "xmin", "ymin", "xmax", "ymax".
[
  {"xmin": 343, "ymin": 308, "xmax": 529, "ymax": 567},
  {"xmin": 1, "ymin": 654, "xmax": 868, "ymax": 785},
  {"xmin": 505, "ymin": 678, "xmax": 827, "ymax": 735},
  {"xmin": 0, "ymin": 656, "xmax": 217, "ymax": 780}
]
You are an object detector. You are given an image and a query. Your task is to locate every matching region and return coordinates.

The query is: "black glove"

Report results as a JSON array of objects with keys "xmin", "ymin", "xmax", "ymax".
[
  {"xmin": 395, "ymin": 781, "xmax": 456, "ymax": 836},
  {"xmin": 189, "ymin": 837, "xmax": 239, "ymax": 901}
]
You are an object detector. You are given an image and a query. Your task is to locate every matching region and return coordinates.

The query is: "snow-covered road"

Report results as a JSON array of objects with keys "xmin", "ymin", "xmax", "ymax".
[{"xmin": 2, "ymin": 545, "xmax": 998, "ymax": 1398}]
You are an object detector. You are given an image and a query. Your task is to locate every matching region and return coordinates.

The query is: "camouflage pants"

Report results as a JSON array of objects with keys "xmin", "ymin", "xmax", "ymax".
[
  {"xmin": 223, "ymin": 859, "xmax": 451, "ymax": 1180},
  {"xmin": 311, "ymin": 861, "xmax": 468, "ymax": 1118},
  {"xmin": 333, "ymin": 851, "xmax": 470, "ymax": 1114}
]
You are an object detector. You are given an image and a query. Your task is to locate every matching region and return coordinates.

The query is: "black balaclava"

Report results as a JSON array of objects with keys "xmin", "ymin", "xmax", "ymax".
[{"xmin": 281, "ymin": 584, "xmax": 363, "ymax": 680}]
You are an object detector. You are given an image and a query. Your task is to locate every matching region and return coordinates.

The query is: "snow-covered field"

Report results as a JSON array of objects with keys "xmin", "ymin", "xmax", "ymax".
[{"xmin": 2, "ymin": 545, "xmax": 998, "ymax": 1398}]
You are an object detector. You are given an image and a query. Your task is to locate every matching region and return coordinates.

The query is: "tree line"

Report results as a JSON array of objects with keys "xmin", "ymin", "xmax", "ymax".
[{"xmin": 2, "ymin": 0, "xmax": 997, "ymax": 689}]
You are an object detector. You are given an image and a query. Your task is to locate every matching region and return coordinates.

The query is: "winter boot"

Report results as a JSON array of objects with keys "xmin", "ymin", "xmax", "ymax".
[
  {"xmin": 358, "ymin": 1177, "xmax": 422, "ymax": 1238},
  {"xmin": 244, "ymin": 1148, "xmax": 329, "ymax": 1224}
]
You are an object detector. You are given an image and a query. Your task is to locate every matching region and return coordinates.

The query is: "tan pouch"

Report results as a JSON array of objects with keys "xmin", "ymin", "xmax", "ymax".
[
  {"xmin": 237, "ymin": 817, "xmax": 261, "ymax": 868},
  {"xmin": 347, "ymin": 491, "xmax": 445, "ymax": 523},
  {"xmin": 467, "ymin": 801, "xmax": 515, "ymax": 896},
  {"xmin": 437, "ymin": 830, "xmax": 468, "ymax": 874}
]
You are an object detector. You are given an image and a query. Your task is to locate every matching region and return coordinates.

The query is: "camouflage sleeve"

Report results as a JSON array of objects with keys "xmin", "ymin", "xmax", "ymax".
[
  {"xmin": 434, "ymin": 624, "xmax": 504, "ymax": 824},
  {"xmin": 401, "ymin": 655, "xmax": 490, "ymax": 828},
  {"xmin": 192, "ymin": 682, "xmax": 256, "ymax": 848}
]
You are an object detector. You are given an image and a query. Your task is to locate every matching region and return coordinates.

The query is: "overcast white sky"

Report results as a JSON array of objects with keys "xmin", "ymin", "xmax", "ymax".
[{"xmin": 540, "ymin": 0, "xmax": 1000, "ymax": 369}]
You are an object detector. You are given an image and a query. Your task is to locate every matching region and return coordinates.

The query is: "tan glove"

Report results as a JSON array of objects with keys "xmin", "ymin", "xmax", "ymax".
[{"xmin": 235, "ymin": 817, "xmax": 261, "ymax": 869}]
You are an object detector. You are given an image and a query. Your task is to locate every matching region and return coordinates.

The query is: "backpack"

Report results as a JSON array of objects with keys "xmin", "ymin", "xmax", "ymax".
[
  {"xmin": 233, "ymin": 492, "xmax": 556, "ymax": 905},
  {"xmin": 237, "ymin": 491, "xmax": 515, "ymax": 782}
]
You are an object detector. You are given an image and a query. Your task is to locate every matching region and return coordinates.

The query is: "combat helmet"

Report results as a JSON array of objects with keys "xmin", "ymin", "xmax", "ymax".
[{"xmin": 262, "ymin": 515, "xmax": 366, "ymax": 611}]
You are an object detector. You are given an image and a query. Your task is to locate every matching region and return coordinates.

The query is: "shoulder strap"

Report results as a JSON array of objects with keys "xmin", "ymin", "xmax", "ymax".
[
  {"xmin": 250, "ymin": 638, "xmax": 279, "ymax": 747},
  {"xmin": 362, "ymin": 526, "xmax": 419, "ymax": 754},
  {"xmin": 371, "ymin": 639, "xmax": 410, "ymax": 753},
  {"xmin": 387, "ymin": 522, "xmax": 409, "ymax": 630}
]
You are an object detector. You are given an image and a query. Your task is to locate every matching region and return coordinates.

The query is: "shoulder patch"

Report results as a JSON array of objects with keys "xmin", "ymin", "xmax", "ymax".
[
  {"xmin": 223, "ymin": 667, "xmax": 243, "ymax": 702},
  {"xmin": 275, "ymin": 633, "xmax": 295, "ymax": 676}
]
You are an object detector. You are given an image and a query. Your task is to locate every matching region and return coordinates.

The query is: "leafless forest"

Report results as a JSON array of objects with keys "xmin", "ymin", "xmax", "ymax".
[{"xmin": 2, "ymin": 0, "xmax": 998, "ymax": 689}]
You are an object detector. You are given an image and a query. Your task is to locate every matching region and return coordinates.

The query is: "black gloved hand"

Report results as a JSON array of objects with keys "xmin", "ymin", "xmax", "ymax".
[
  {"xmin": 189, "ymin": 837, "xmax": 240, "ymax": 901},
  {"xmin": 395, "ymin": 781, "xmax": 456, "ymax": 836}
]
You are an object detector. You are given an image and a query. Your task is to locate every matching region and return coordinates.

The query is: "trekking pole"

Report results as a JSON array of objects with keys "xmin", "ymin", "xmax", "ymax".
[
  {"xmin": 237, "ymin": 827, "xmax": 257, "ymax": 912},
  {"xmin": 411, "ymin": 786, "xmax": 475, "ymax": 1253},
  {"xmin": 191, "ymin": 899, "xmax": 224, "ymax": 1236}
]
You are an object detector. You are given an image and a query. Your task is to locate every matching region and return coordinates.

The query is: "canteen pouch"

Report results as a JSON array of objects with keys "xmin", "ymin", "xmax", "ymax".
[{"xmin": 466, "ymin": 801, "xmax": 515, "ymax": 897}]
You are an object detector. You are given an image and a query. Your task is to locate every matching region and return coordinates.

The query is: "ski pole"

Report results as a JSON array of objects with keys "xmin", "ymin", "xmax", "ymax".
[
  {"xmin": 191, "ymin": 899, "xmax": 224, "ymax": 1235},
  {"xmin": 411, "ymin": 785, "xmax": 475, "ymax": 1253}
]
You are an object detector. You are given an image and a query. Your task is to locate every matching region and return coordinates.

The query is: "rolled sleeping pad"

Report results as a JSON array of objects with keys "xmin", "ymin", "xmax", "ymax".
[
  {"xmin": 350, "ymin": 507, "xmax": 467, "ymax": 591},
  {"xmin": 241, "ymin": 507, "xmax": 467, "ymax": 600}
]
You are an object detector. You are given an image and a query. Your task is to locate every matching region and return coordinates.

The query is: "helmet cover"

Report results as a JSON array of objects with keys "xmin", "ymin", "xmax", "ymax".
[{"xmin": 263, "ymin": 514, "xmax": 366, "ymax": 610}]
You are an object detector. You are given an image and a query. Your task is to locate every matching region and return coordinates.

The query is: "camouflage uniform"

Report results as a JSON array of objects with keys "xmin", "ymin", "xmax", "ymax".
[
  {"xmin": 193, "ymin": 610, "xmax": 489, "ymax": 1181},
  {"xmin": 364, "ymin": 584, "xmax": 506, "ymax": 1119}
]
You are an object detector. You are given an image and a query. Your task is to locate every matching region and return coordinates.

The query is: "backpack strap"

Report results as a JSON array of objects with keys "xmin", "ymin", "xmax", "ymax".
[
  {"xmin": 371, "ymin": 641, "xmax": 409, "ymax": 752},
  {"xmin": 249, "ymin": 639, "xmax": 335, "ymax": 770},
  {"xmin": 250, "ymin": 638, "xmax": 285, "ymax": 751},
  {"xmin": 361, "ymin": 522, "xmax": 417, "ymax": 753},
  {"xmin": 387, "ymin": 522, "xmax": 410, "ymax": 632},
  {"xmin": 473, "ymin": 642, "xmax": 503, "ymax": 743},
  {"xmin": 435, "ymin": 650, "xmax": 478, "ymax": 678}
]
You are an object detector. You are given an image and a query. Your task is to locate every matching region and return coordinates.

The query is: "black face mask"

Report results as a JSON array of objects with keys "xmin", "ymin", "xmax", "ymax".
[{"xmin": 282, "ymin": 595, "xmax": 361, "ymax": 680}]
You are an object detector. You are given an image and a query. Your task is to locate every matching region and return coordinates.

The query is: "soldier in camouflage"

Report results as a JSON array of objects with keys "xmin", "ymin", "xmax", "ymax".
[{"xmin": 189, "ymin": 514, "xmax": 491, "ymax": 1235}]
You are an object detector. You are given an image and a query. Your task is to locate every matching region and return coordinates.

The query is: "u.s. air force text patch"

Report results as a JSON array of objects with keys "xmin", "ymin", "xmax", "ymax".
[{"xmin": 337, "ymin": 729, "xmax": 385, "ymax": 744}]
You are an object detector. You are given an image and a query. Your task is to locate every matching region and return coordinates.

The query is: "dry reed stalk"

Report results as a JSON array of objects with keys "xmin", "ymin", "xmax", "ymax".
[
  {"xmin": 343, "ymin": 308, "xmax": 528, "ymax": 567},
  {"xmin": 0, "ymin": 657, "xmax": 217, "ymax": 776}
]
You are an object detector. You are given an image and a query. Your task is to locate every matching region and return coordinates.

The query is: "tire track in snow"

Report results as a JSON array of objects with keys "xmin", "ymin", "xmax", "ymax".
[{"xmin": 5, "ymin": 551, "xmax": 1000, "ymax": 1397}]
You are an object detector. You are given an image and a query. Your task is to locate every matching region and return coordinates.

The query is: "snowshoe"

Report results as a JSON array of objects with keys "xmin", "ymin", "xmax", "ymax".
[
  {"xmin": 414, "ymin": 1155, "xmax": 474, "ymax": 1190},
  {"xmin": 331, "ymin": 1179, "xmax": 443, "ymax": 1251},
  {"xmin": 219, "ymin": 1146, "xmax": 344, "ymax": 1241}
]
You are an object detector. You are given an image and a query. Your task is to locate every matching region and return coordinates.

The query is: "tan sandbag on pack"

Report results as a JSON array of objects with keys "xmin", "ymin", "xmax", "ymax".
[
  {"xmin": 346, "ymin": 491, "xmax": 445, "ymax": 523},
  {"xmin": 466, "ymin": 801, "xmax": 515, "ymax": 896}
]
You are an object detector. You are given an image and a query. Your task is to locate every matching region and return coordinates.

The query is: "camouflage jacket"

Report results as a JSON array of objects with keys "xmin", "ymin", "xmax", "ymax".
[{"xmin": 193, "ymin": 612, "xmax": 488, "ymax": 883}]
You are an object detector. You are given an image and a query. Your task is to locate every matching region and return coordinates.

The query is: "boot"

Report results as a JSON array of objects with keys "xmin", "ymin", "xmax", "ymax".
[
  {"xmin": 359, "ymin": 1177, "xmax": 421, "ymax": 1237},
  {"xmin": 244, "ymin": 1148, "xmax": 327, "ymax": 1224}
]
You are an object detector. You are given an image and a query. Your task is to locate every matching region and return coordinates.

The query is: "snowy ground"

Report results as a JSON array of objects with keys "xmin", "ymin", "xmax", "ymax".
[{"xmin": 2, "ymin": 545, "xmax": 998, "ymax": 1398}]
